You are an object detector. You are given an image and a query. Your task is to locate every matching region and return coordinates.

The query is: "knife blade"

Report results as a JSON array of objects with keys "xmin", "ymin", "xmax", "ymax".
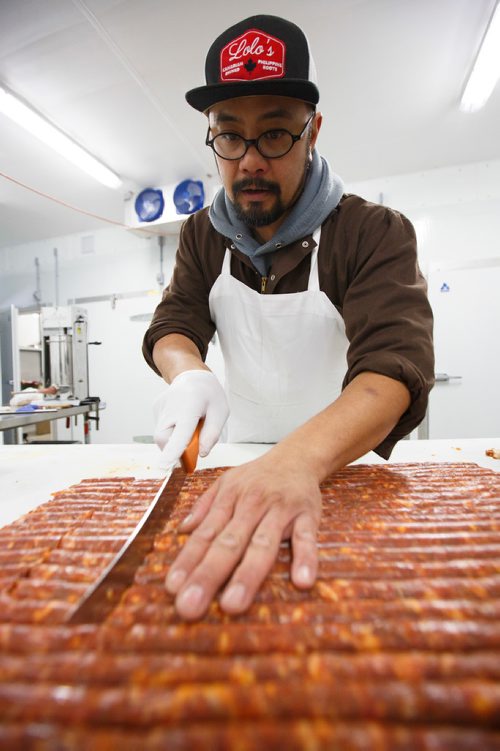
[{"xmin": 66, "ymin": 421, "xmax": 202, "ymax": 624}]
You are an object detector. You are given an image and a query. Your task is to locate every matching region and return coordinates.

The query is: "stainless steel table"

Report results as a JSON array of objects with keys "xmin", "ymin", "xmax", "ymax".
[{"xmin": 0, "ymin": 405, "xmax": 94, "ymax": 444}]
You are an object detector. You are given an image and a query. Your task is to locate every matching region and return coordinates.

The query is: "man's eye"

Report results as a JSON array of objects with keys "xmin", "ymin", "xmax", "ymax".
[
  {"xmin": 218, "ymin": 133, "xmax": 241, "ymax": 143},
  {"xmin": 262, "ymin": 129, "xmax": 287, "ymax": 141}
]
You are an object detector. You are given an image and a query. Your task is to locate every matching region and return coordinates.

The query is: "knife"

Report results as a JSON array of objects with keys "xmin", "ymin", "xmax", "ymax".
[{"xmin": 66, "ymin": 421, "xmax": 202, "ymax": 624}]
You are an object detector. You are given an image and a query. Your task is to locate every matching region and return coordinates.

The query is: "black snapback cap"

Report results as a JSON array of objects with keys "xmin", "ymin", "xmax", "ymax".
[{"xmin": 185, "ymin": 15, "xmax": 319, "ymax": 112}]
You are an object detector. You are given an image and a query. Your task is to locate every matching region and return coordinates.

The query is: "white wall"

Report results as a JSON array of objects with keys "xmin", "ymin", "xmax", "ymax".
[
  {"xmin": 2, "ymin": 158, "xmax": 499, "ymax": 444},
  {"xmin": 0, "ymin": 226, "xmax": 179, "ymax": 444},
  {"xmin": 0, "ymin": 227, "xmax": 174, "ymax": 308}
]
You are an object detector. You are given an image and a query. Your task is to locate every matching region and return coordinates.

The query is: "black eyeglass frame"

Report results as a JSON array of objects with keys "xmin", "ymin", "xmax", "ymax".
[{"xmin": 205, "ymin": 111, "xmax": 315, "ymax": 161}]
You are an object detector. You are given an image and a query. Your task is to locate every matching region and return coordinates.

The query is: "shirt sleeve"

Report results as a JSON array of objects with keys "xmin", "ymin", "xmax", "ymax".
[
  {"xmin": 341, "ymin": 204, "xmax": 435, "ymax": 458},
  {"xmin": 142, "ymin": 216, "xmax": 217, "ymax": 376}
]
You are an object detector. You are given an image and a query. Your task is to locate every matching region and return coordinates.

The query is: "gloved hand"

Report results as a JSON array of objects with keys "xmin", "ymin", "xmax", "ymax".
[{"xmin": 153, "ymin": 370, "xmax": 229, "ymax": 465}]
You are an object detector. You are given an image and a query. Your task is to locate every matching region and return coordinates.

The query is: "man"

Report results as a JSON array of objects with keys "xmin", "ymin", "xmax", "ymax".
[{"xmin": 143, "ymin": 15, "xmax": 434, "ymax": 621}]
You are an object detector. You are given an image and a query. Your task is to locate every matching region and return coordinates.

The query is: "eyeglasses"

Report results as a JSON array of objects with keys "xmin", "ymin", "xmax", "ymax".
[{"xmin": 205, "ymin": 112, "xmax": 315, "ymax": 160}]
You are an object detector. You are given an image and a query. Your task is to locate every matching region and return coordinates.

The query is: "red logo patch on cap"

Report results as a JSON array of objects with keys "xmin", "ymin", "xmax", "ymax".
[{"xmin": 220, "ymin": 29, "xmax": 285, "ymax": 82}]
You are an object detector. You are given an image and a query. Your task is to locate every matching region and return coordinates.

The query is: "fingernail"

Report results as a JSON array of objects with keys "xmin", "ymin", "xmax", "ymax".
[
  {"xmin": 295, "ymin": 565, "xmax": 313, "ymax": 586},
  {"xmin": 179, "ymin": 513, "xmax": 193, "ymax": 529},
  {"xmin": 176, "ymin": 584, "xmax": 204, "ymax": 615},
  {"xmin": 166, "ymin": 568, "xmax": 186, "ymax": 593},
  {"xmin": 220, "ymin": 582, "xmax": 246, "ymax": 611}
]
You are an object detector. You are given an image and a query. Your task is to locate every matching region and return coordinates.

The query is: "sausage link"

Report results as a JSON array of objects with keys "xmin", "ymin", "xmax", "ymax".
[{"xmin": 0, "ymin": 678, "xmax": 499, "ymax": 725}]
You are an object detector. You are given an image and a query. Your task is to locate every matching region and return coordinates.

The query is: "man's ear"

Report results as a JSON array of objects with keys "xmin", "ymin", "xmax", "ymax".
[{"xmin": 310, "ymin": 111, "xmax": 323, "ymax": 151}]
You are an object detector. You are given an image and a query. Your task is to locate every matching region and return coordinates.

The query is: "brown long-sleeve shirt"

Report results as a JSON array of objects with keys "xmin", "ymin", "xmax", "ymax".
[{"xmin": 143, "ymin": 193, "xmax": 434, "ymax": 458}]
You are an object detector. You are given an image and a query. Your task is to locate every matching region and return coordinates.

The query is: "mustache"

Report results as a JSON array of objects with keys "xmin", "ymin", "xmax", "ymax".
[{"xmin": 232, "ymin": 178, "xmax": 281, "ymax": 195}]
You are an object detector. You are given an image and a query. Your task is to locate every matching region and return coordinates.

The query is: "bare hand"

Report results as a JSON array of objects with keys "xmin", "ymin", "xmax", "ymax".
[{"xmin": 165, "ymin": 452, "xmax": 322, "ymax": 620}]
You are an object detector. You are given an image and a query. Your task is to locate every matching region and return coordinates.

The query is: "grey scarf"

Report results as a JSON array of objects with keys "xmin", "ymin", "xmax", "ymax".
[{"xmin": 209, "ymin": 149, "xmax": 344, "ymax": 274}]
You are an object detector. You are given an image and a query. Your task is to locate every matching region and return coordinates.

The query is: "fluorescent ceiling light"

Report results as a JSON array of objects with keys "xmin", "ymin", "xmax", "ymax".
[
  {"xmin": 0, "ymin": 85, "xmax": 122, "ymax": 189},
  {"xmin": 460, "ymin": 0, "xmax": 500, "ymax": 113}
]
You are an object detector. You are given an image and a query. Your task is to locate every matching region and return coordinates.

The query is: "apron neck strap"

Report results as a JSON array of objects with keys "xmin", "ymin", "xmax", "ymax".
[
  {"xmin": 307, "ymin": 226, "xmax": 322, "ymax": 292},
  {"xmin": 221, "ymin": 246, "xmax": 232, "ymax": 274}
]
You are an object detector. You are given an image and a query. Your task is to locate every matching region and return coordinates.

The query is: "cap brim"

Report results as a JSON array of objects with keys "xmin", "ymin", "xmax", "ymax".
[{"xmin": 185, "ymin": 79, "xmax": 319, "ymax": 112}]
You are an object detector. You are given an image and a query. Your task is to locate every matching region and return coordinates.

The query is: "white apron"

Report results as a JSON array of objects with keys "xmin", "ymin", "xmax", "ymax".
[{"xmin": 208, "ymin": 228, "xmax": 349, "ymax": 442}]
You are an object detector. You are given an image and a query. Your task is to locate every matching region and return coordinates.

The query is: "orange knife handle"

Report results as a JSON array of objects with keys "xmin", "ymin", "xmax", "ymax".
[{"xmin": 180, "ymin": 419, "xmax": 203, "ymax": 474}]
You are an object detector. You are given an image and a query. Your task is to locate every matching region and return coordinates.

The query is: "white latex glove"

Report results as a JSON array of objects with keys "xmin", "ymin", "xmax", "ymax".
[{"xmin": 153, "ymin": 370, "xmax": 229, "ymax": 465}]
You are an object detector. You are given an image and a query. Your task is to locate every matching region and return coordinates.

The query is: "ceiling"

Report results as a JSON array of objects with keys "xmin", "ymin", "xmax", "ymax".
[{"xmin": 0, "ymin": 0, "xmax": 499, "ymax": 249}]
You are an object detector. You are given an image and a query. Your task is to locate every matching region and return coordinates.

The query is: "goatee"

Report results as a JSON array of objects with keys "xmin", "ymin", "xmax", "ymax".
[
  {"xmin": 231, "ymin": 177, "xmax": 284, "ymax": 228},
  {"xmin": 232, "ymin": 198, "xmax": 286, "ymax": 228}
]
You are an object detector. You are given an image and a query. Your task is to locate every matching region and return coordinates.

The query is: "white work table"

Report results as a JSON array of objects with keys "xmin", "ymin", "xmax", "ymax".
[{"xmin": 1, "ymin": 438, "xmax": 499, "ymax": 528}]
